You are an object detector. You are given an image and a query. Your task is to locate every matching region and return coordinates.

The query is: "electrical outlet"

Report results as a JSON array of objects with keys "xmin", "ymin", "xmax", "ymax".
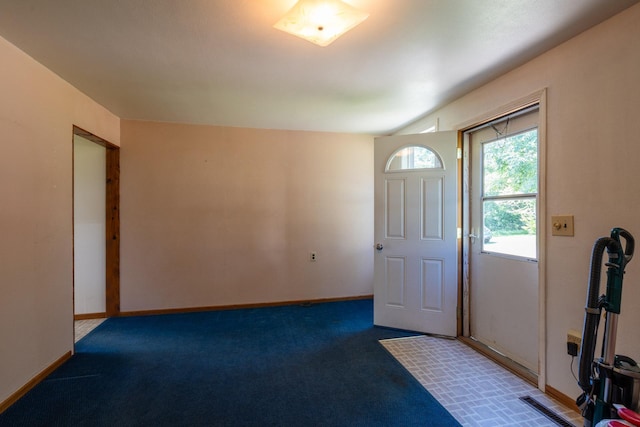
[
  {"xmin": 567, "ymin": 329, "xmax": 581, "ymax": 346},
  {"xmin": 309, "ymin": 252, "xmax": 317, "ymax": 262},
  {"xmin": 567, "ymin": 329, "xmax": 581, "ymax": 356}
]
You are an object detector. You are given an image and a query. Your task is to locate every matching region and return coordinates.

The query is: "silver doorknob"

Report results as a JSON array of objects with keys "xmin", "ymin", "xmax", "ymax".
[{"xmin": 376, "ymin": 243, "xmax": 384, "ymax": 251}]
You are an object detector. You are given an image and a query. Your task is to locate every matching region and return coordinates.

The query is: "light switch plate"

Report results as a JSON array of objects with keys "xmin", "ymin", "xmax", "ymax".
[{"xmin": 551, "ymin": 215, "xmax": 574, "ymax": 236}]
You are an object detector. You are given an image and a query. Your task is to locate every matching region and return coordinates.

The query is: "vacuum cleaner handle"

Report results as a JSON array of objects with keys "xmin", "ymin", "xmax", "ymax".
[{"xmin": 616, "ymin": 228, "xmax": 635, "ymax": 263}]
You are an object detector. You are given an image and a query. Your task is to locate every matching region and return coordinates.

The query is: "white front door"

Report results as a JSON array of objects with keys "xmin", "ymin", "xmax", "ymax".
[{"xmin": 373, "ymin": 132, "xmax": 458, "ymax": 336}]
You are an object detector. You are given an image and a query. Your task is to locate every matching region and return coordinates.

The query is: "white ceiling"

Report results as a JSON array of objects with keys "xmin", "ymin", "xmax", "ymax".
[{"xmin": 0, "ymin": 0, "xmax": 637, "ymax": 134}]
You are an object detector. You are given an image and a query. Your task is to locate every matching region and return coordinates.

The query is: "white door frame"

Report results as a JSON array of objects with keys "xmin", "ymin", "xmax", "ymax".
[{"xmin": 458, "ymin": 89, "xmax": 547, "ymax": 391}]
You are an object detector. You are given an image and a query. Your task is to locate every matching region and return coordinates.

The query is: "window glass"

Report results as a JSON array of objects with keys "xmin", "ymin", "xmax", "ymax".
[
  {"xmin": 483, "ymin": 198, "xmax": 536, "ymax": 258},
  {"xmin": 483, "ymin": 129, "xmax": 537, "ymax": 197},
  {"xmin": 481, "ymin": 128, "xmax": 538, "ymax": 258},
  {"xmin": 386, "ymin": 146, "xmax": 442, "ymax": 171}
]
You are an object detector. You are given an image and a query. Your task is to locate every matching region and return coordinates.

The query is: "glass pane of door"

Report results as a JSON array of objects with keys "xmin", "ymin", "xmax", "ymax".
[
  {"xmin": 386, "ymin": 145, "xmax": 443, "ymax": 171},
  {"xmin": 482, "ymin": 129, "xmax": 538, "ymax": 259},
  {"xmin": 483, "ymin": 198, "xmax": 536, "ymax": 258}
]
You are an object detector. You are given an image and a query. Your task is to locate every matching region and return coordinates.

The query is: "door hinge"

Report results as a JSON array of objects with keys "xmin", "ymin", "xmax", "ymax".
[
  {"xmin": 457, "ymin": 227, "xmax": 462, "ymax": 239},
  {"xmin": 457, "ymin": 148, "xmax": 462, "ymax": 159}
]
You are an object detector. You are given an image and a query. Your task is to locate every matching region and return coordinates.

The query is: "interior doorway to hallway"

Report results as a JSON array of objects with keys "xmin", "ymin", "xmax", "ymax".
[{"xmin": 72, "ymin": 126, "xmax": 120, "ymax": 341}]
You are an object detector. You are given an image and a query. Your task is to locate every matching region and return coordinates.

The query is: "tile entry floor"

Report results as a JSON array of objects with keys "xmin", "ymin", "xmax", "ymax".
[
  {"xmin": 74, "ymin": 318, "xmax": 106, "ymax": 342},
  {"xmin": 76, "ymin": 320, "xmax": 582, "ymax": 426},
  {"xmin": 381, "ymin": 335, "xmax": 583, "ymax": 427}
]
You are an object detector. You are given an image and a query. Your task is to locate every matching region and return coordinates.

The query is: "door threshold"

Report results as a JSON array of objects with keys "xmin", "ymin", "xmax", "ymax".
[{"xmin": 458, "ymin": 336, "xmax": 538, "ymax": 387}]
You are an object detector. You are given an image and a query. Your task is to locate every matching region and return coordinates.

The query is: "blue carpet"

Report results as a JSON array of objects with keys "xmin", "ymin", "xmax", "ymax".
[{"xmin": 1, "ymin": 299, "xmax": 461, "ymax": 426}]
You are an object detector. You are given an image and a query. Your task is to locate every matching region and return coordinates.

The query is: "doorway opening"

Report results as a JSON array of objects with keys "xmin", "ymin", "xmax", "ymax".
[
  {"xmin": 72, "ymin": 126, "xmax": 120, "ymax": 342},
  {"xmin": 460, "ymin": 90, "xmax": 547, "ymax": 389}
]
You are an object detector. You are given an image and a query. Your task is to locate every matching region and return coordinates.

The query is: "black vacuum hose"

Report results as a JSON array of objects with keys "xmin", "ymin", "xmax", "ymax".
[{"xmin": 578, "ymin": 237, "xmax": 619, "ymax": 392}]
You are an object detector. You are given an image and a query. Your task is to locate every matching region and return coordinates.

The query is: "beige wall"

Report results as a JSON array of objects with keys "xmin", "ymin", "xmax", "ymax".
[
  {"xmin": 73, "ymin": 135, "xmax": 107, "ymax": 315},
  {"xmin": 120, "ymin": 121, "xmax": 373, "ymax": 311},
  {"xmin": 0, "ymin": 36, "xmax": 120, "ymax": 404},
  {"xmin": 398, "ymin": 3, "xmax": 640, "ymax": 398}
]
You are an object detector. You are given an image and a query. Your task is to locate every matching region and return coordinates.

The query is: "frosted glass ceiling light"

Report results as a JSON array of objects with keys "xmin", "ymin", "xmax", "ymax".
[{"xmin": 274, "ymin": 0, "xmax": 369, "ymax": 47}]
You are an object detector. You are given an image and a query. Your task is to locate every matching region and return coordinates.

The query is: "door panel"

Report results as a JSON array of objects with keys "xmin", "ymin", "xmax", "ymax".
[
  {"xmin": 386, "ymin": 179, "xmax": 406, "ymax": 239},
  {"xmin": 422, "ymin": 177, "xmax": 443, "ymax": 239},
  {"xmin": 374, "ymin": 131, "xmax": 457, "ymax": 336},
  {"xmin": 386, "ymin": 256, "xmax": 406, "ymax": 307},
  {"xmin": 470, "ymin": 253, "xmax": 538, "ymax": 370},
  {"xmin": 422, "ymin": 258, "xmax": 443, "ymax": 311}
]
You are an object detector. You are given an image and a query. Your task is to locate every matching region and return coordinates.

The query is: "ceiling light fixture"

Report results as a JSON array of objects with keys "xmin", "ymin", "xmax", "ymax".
[{"xmin": 273, "ymin": 0, "xmax": 369, "ymax": 47}]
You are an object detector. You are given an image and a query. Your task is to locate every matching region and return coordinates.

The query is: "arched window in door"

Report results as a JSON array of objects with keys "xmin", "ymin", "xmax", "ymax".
[{"xmin": 385, "ymin": 145, "xmax": 443, "ymax": 172}]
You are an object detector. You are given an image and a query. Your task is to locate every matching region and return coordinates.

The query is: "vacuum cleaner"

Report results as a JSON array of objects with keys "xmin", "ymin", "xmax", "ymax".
[{"xmin": 577, "ymin": 227, "xmax": 640, "ymax": 426}]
